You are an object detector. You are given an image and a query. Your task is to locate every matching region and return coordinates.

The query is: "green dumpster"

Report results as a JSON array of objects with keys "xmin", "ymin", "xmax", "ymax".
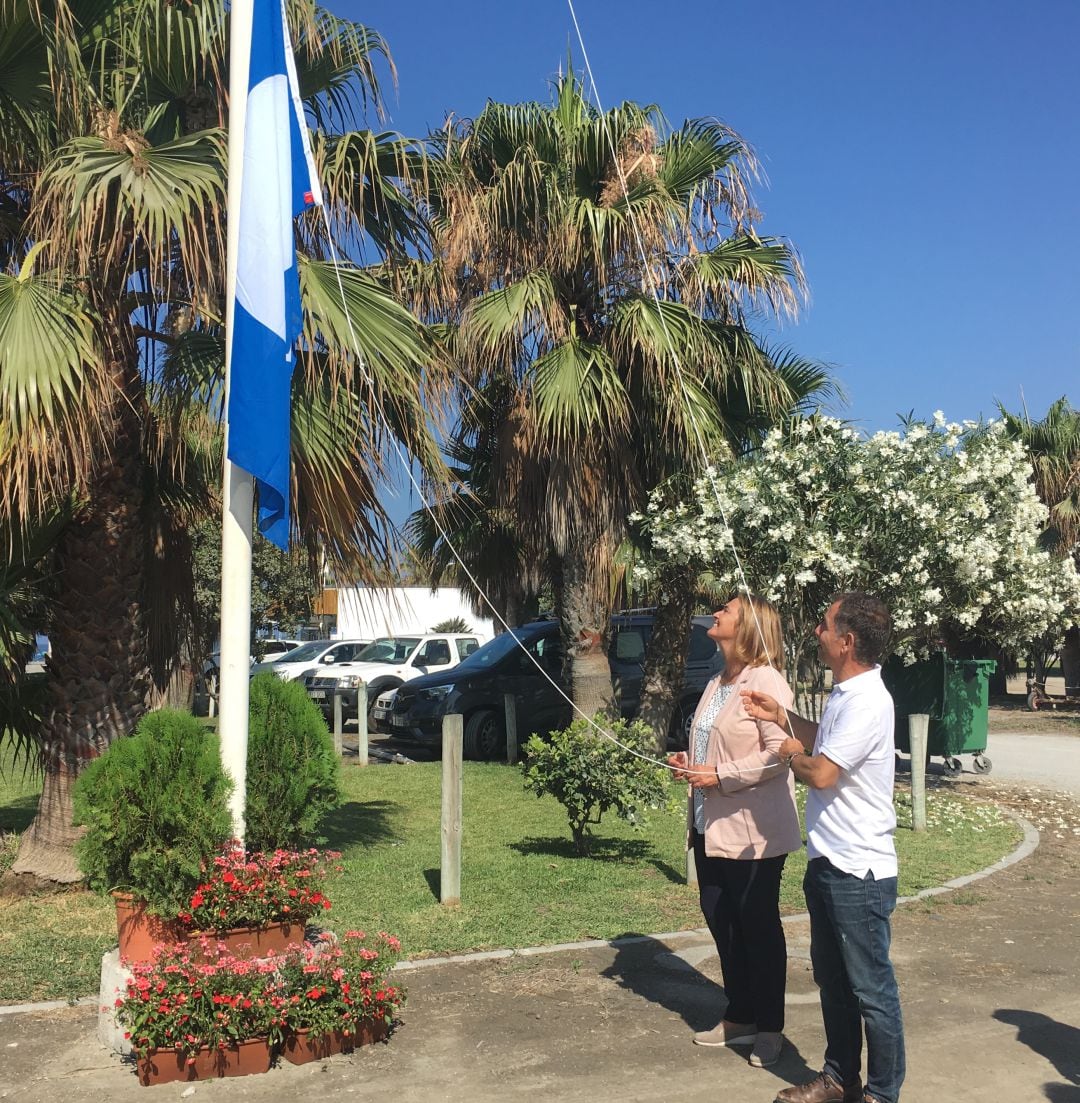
[{"xmin": 881, "ymin": 654, "xmax": 995, "ymax": 775}]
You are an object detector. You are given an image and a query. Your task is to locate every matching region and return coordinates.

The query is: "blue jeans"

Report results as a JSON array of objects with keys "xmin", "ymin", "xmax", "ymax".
[{"xmin": 804, "ymin": 856, "xmax": 906, "ymax": 1103}]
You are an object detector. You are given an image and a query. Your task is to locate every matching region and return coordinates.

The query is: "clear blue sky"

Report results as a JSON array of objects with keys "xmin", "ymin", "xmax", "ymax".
[{"xmin": 333, "ymin": 0, "xmax": 1076, "ymax": 433}]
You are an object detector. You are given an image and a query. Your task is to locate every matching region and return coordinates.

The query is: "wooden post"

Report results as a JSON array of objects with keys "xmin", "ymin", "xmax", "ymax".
[
  {"xmin": 356, "ymin": 681, "xmax": 368, "ymax": 767},
  {"xmin": 909, "ymin": 713, "xmax": 928, "ymax": 832},
  {"xmin": 686, "ymin": 843, "xmax": 698, "ymax": 886},
  {"xmin": 207, "ymin": 673, "xmax": 217, "ymax": 719},
  {"xmin": 504, "ymin": 692, "xmax": 518, "ymax": 765},
  {"xmin": 332, "ymin": 690, "xmax": 343, "ymax": 757},
  {"xmin": 440, "ymin": 713, "xmax": 463, "ymax": 906}
]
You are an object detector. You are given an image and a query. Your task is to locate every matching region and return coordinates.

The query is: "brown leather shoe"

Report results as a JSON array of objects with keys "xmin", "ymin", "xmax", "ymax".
[{"xmin": 774, "ymin": 1072, "xmax": 863, "ymax": 1103}]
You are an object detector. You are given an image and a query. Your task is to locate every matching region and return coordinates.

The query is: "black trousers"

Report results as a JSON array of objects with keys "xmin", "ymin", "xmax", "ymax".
[{"xmin": 693, "ymin": 830, "xmax": 788, "ymax": 1032}]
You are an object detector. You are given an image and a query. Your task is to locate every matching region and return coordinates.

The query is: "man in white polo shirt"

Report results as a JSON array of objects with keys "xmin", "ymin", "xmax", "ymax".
[{"xmin": 743, "ymin": 592, "xmax": 904, "ymax": 1103}]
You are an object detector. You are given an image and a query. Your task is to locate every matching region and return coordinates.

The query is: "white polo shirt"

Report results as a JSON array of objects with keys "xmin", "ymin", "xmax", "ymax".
[{"xmin": 806, "ymin": 665, "xmax": 897, "ymax": 880}]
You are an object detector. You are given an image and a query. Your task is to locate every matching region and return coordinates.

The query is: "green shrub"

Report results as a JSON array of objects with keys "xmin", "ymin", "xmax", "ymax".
[
  {"xmin": 521, "ymin": 715, "xmax": 669, "ymax": 855},
  {"xmin": 72, "ymin": 710, "xmax": 233, "ymax": 915},
  {"xmin": 244, "ymin": 673, "xmax": 340, "ymax": 850}
]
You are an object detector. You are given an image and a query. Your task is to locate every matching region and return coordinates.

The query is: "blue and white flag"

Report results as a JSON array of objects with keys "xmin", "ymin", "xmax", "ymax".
[{"xmin": 227, "ymin": 0, "xmax": 322, "ymax": 550}]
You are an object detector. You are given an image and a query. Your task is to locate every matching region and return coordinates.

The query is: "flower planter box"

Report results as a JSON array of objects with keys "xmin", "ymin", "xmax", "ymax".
[
  {"xmin": 281, "ymin": 1020, "xmax": 388, "ymax": 1065},
  {"xmin": 114, "ymin": 893, "xmax": 304, "ymax": 964},
  {"xmin": 187, "ymin": 920, "xmax": 304, "ymax": 961},
  {"xmin": 136, "ymin": 1038, "xmax": 272, "ymax": 1086},
  {"xmin": 113, "ymin": 893, "xmax": 187, "ymax": 965}
]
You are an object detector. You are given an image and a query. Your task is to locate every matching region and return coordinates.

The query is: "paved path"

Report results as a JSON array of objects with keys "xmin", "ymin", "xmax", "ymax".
[
  {"xmin": 978, "ymin": 731, "xmax": 1080, "ymax": 798},
  {"xmin": 3, "ymin": 750, "xmax": 1080, "ymax": 1101}
]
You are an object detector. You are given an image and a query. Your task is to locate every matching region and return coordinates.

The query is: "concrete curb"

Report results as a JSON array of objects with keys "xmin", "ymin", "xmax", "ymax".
[{"xmin": 0, "ymin": 808, "xmax": 1039, "ymax": 1012}]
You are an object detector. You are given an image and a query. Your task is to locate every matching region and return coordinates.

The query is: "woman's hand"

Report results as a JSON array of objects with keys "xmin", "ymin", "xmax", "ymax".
[
  {"xmin": 666, "ymin": 751, "xmax": 689, "ymax": 782},
  {"xmin": 685, "ymin": 767, "xmax": 720, "ymax": 790}
]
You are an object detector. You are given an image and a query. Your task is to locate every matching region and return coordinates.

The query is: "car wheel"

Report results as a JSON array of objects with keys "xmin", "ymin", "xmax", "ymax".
[
  {"xmin": 463, "ymin": 709, "xmax": 504, "ymax": 761},
  {"xmin": 667, "ymin": 702, "xmax": 694, "ymax": 751}
]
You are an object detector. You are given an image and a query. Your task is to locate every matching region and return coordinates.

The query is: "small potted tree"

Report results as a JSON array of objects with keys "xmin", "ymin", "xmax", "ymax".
[{"xmin": 73, "ymin": 709, "xmax": 234, "ymax": 962}]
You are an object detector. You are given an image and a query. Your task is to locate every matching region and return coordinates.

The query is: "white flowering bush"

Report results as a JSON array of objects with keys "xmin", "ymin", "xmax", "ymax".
[{"xmin": 637, "ymin": 414, "xmax": 1080, "ymax": 706}]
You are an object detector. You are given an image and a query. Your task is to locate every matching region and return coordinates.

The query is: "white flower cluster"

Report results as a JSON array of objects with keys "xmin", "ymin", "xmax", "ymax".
[{"xmin": 639, "ymin": 416, "xmax": 1080, "ymax": 663}]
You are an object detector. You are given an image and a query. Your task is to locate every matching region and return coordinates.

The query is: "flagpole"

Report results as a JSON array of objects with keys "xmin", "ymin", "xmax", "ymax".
[{"xmin": 220, "ymin": 0, "xmax": 256, "ymax": 843}]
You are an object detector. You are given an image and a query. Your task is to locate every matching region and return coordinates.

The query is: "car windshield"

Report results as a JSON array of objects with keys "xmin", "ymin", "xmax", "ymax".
[
  {"xmin": 454, "ymin": 629, "xmax": 546, "ymax": 670},
  {"xmin": 275, "ymin": 641, "xmax": 329, "ymax": 663},
  {"xmin": 356, "ymin": 637, "xmax": 421, "ymax": 663}
]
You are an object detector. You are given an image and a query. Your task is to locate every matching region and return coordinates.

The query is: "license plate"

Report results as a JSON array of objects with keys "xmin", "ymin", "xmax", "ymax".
[
  {"xmin": 392, "ymin": 715, "xmax": 409, "ymax": 728},
  {"xmin": 309, "ymin": 689, "xmax": 326, "ymax": 700},
  {"xmin": 372, "ymin": 709, "xmax": 389, "ymax": 720}
]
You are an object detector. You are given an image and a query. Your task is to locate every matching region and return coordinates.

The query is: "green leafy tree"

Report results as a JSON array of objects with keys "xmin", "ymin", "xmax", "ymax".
[
  {"xmin": 0, "ymin": 1, "xmax": 445, "ymax": 883},
  {"xmin": 412, "ymin": 73, "xmax": 819, "ymax": 716},
  {"xmin": 190, "ymin": 519, "xmax": 319, "ymax": 666},
  {"xmin": 521, "ymin": 715, "xmax": 668, "ymax": 856}
]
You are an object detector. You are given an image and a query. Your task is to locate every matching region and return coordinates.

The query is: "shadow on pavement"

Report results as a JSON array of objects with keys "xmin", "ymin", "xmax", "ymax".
[
  {"xmin": 994, "ymin": 1009, "xmax": 1080, "ymax": 1099},
  {"xmin": 600, "ymin": 933, "xmax": 817, "ymax": 1088}
]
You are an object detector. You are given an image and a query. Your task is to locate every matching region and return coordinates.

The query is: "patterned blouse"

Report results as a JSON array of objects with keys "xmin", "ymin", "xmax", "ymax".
[{"xmin": 692, "ymin": 679, "xmax": 736, "ymax": 834}]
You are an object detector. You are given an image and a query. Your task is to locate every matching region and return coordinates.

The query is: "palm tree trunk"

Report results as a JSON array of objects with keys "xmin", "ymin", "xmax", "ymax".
[
  {"xmin": 558, "ymin": 552, "xmax": 615, "ymax": 719},
  {"xmin": 8, "ymin": 380, "xmax": 150, "ymax": 886},
  {"xmin": 637, "ymin": 566, "xmax": 695, "ymax": 753}
]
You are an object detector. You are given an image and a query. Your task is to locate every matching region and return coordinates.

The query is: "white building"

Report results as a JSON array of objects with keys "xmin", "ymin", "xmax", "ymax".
[{"xmin": 332, "ymin": 587, "xmax": 493, "ymax": 642}]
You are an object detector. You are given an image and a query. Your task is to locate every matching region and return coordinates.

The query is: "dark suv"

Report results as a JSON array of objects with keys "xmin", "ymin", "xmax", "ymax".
[{"xmin": 387, "ymin": 613, "xmax": 722, "ymax": 759}]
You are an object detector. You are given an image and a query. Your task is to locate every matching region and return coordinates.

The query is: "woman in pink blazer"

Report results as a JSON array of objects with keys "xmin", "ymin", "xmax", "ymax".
[{"xmin": 668, "ymin": 592, "xmax": 798, "ymax": 1069}]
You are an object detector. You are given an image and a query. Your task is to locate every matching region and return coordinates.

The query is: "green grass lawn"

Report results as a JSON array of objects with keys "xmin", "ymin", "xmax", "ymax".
[{"xmin": 0, "ymin": 752, "xmax": 1021, "ymax": 1003}]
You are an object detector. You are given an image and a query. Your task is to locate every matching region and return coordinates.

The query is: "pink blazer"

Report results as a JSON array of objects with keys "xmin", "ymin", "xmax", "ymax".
[{"xmin": 688, "ymin": 663, "xmax": 800, "ymax": 860}]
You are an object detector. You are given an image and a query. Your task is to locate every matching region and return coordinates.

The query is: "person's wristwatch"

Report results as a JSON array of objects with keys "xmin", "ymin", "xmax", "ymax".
[{"xmin": 785, "ymin": 751, "xmax": 803, "ymax": 767}]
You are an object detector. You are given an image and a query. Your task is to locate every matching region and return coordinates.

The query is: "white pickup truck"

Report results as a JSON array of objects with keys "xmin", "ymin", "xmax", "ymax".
[{"xmin": 304, "ymin": 632, "xmax": 484, "ymax": 725}]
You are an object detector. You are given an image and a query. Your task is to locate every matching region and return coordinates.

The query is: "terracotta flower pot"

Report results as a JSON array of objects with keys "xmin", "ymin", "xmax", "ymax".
[
  {"xmin": 135, "ymin": 1037, "xmax": 272, "ymax": 1086},
  {"xmin": 113, "ymin": 893, "xmax": 186, "ymax": 964},
  {"xmin": 187, "ymin": 920, "xmax": 303, "ymax": 961},
  {"xmin": 281, "ymin": 1020, "xmax": 388, "ymax": 1065}
]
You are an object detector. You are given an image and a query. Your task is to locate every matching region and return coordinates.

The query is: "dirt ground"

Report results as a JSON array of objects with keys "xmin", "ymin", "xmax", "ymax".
[{"xmin": 1, "ymin": 775, "xmax": 1078, "ymax": 1103}]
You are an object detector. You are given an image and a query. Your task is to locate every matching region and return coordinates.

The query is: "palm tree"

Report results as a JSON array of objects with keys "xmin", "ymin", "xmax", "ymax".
[
  {"xmin": 0, "ymin": 0, "xmax": 445, "ymax": 883},
  {"xmin": 410, "ymin": 73, "xmax": 815, "ymax": 717},
  {"xmin": 999, "ymin": 397, "xmax": 1080, "ymax": 692},
  {"xmin": 403, "ymin": 375, "xmax": 551, "ymax": 630}
]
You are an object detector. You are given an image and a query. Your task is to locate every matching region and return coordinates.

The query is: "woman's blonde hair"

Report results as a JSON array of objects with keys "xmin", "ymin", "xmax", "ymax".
[{"xmin": 729, "ymin": 592, "xmax": 785, "ymax": 671}]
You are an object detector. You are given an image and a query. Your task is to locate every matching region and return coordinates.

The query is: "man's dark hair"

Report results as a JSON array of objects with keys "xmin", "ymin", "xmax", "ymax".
[{"xmin": 832, "ymin": 592, "xmax": 892, "ymax": 665}]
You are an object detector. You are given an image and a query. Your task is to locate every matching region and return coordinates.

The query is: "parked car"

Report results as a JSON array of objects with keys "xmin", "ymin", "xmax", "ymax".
[
  {"xmin": 249, "ymin": 638, "xmax": 370, "ymax": 682},
  {"xmin": 387, "ymin": 613, "xmax": 722, "ymax": 759},
  {"xmin": 203, "ymin": 638, "xmax": 303, "ymax": 678},
  {"xmin": 306, "ymin": 633, "xmax": 484, "ymax": 724}
]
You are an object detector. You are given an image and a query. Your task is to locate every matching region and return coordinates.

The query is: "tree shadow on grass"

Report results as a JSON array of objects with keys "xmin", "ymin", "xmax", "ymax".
[
  {"xmin": 0, "ymin": 794, "xmax": 39, "ymax": 835},
  {"xmin": 319, "ymin": 800, "xmax": 399, "ymax": 850},
  {"xmin": 509, "ymin": 836, "xmax": 683, "ymax": 884},
  {"xmin": 601, "ymin": 933, "xmax": 816, "ymax": 1089}
]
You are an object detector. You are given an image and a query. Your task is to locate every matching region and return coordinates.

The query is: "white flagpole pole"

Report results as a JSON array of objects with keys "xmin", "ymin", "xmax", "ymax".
[{"xmin": 220, "ymin": 0, "xmax": 256, "ymax": 844}]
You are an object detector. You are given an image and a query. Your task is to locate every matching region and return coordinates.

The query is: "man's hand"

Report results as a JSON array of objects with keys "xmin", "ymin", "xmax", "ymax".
[
  {"xmin": 778, "ymin": 737, "xmax": 803, "ymax": 761},
  {"xmin": 741, "ymin": 689, "xmax": 784, "ymax": 727}
]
